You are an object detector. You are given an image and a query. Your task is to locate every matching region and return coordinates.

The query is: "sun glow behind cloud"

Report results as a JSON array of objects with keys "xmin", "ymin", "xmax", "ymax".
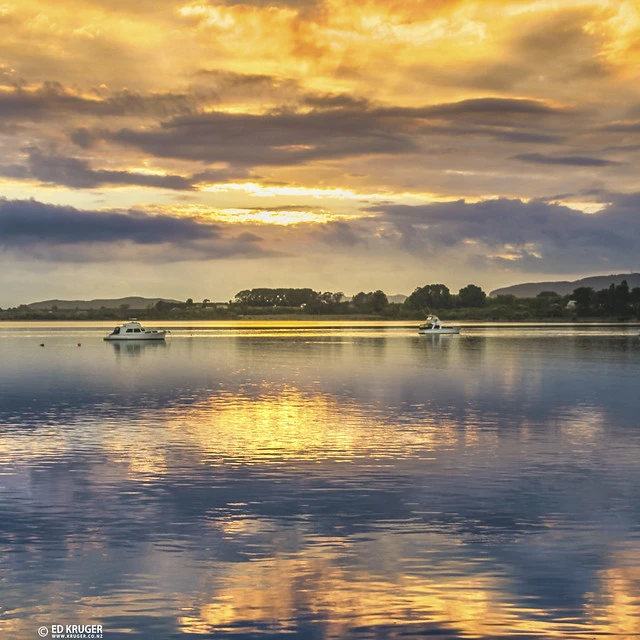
[
  {"xmin": 202, "ymin": 182, "xmax": 377, "ymax": 200},
  {"xmin": 199, "ymin": 182, "xmax": 461, "ymax": 208},
  {"xmin": 201, "ymin": 207, "xmax": 336, "ymax": 226}
]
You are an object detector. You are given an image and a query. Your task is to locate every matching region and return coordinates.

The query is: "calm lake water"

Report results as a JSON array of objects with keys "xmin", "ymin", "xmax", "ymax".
[{"xmin": 1, "ymin": 321, "xmax": 640, "ymax": 639}]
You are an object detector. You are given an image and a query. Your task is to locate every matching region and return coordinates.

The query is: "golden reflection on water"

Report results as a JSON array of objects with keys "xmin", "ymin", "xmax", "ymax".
[
  {"xmin": 7, "ymin": 536, "xmax": 639, "ymax": 640},
  {"xmin": 176, "ymin": 534, "xmax": 640, "ymax": 638},
  {"xmin": 171, "ymin": 385, "xmax": 391, "ymax": 465},
  {"xmin": 0, "ymin": 381, "xmax": 468, "ymax": 478},
  {"xmin": 585, "ymin": 548, "xmax": 640, "ymax": 637},
  {"xmin": 94, "ymin": 385, "xmax": 459, "ymax": 479},
  {"xmin": 137, "ymin": 384, "xmax": 469, "ymax": 472}
]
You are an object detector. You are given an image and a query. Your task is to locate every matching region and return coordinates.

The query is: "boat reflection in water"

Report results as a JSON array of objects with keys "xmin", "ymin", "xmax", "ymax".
[
  {"xmin": 1, "ymin": 324, "xmax": 639, "ymax": 638},
  {"xmin": 109, "ymin": 340, "xmax": 168, "ymax": 357}
]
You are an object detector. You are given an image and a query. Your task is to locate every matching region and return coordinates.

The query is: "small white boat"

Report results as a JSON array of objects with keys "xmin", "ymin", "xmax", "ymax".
[
  {"xmin": 418, "ymin": 315, "xmax": 460, "ymax": 335},
  {"xmin": 104, "ymin": 320, "xmax": 168, "ymax": 341}
]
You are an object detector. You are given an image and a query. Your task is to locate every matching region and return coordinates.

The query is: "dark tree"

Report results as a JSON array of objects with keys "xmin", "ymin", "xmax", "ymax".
[
  {"xmin": 352, "ymin": 292, "xmax": 369, "ymax": 307},
  {"xmin": 351, "ymin": 290, "xmax": 388, "ymax": 313},
  {"xmin": 572, "ymin": 287, "xmax": 596, "ymax": 316},
  {"xmin": 405, "ymin": 284, "xmax": 452, "ymax": 310},
  {"xmin": 631, "ymin": 287, "xmax": 640, "ymax": 318},
  {"xmin": 611, "ymin": 280, "xmax": 630, "ymax": 315},
  {"xmin": 371, "ymin": 290, "xmax": 388, "ymax": 313},
  {"xmin": 458, "ymin": 284, "xmax": 486, "ymax": 307}
]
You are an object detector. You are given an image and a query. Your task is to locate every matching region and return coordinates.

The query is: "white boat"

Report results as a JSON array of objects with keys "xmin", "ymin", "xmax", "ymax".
[
  {"xmin": 418, "ymin": 315, "xmax": 460, "ymax": 335},
  {"xmin": 104, "ymin": 320, "xmax": 168, "ymax": 341}
]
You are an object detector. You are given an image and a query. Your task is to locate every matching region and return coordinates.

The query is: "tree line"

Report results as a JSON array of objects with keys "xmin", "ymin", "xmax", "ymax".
[
  {"xmin": 571, "ymin": 280, "xmax": 640, "ymax": 317},
  {"xmin": 2, "ymin": 281, "xmax": 639, "ymax": 320},
  {"xmin": 230, "ymin": 285, "xmax": 488, "ymax": 315}
]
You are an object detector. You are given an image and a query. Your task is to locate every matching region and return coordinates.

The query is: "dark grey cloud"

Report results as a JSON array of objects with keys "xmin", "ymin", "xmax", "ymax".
[
  {"xmin": 302, "ymin": 93, "xmax": 371, "ymax": 110},
  {"xmin": 69, "ymin": 128, "xmax": 96, "ymax": 149},
  {"xmin": 0, "ymin": 198, "xmax": 272, "ymax": 261},
  {"xmin": 91, "ymin": 97, "xmax": 567, "ymax": 167},
  {"xmin": 93, "ymin": 88, "xmax": 198, "ymax": 117},
  {"xmin": 309, "ymin": 220, "xmax": 364, "ymax": 247},
  {"xmin": 411, "ymin": 97, "xmax": 559, "ymax": 118},
  {"xmin": 0, "ymin": 73, "xmax": 570, "ymax": 172},
  {"xmin": 369, "ymin": 195, "xmax": 640, "ymax": 273},
  {"xmin": 0, "ymin": 82, "xmax": 198, "ymax": 122},
  {"xmin": 0, "ymin": 149, "xmax": 194, "ymax": 190},
  {"xmin": 602, "ymin": 143, "xmax": 640, "ymax": 153},
  {"xmin": 0, "ymin": 82, "xmax": 98, "ymax": 121},
  {"xmin": 106, "ymin": 109, "xmax": 419, "ymax": 166},
  {"xmin": 513, "ymin": 153, "xmax": 618, "ymax": 167},
  {"xmin": 0, "ymin": 149, "xmax": 250, "ymax": 190},
  {"xmin": 603, "ymin": 121, "xmax": 640, "ymax": 133},
  {"xmin": 404, "ymin": 98, "xmax": 570, "ymax": 144},
  {"xmin": 352, "ymin": 97, "xmax": 569, "ymax": 127},
  {"xmin": 418, "ymin": 124, "xmax": 563, "ymax": 144},
  {"xmin": 0, "ymin": 199, "xmax": 218, "ymax": 245},
  {"xmin": 0, "ymin": 74, "xmax": 412, "ymax": 132},
  {"xmin": 492, "ymin": 130, "xmax": 561, "ymax": 144}
]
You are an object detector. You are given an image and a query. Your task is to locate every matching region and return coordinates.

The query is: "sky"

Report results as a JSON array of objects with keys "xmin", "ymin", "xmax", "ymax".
[{"xmin": 1, "ymin": 0, "xmax": 640, "ymax": 305}]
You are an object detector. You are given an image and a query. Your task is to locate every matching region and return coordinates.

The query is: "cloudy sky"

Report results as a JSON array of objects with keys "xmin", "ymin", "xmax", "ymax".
[{"xmin": 1, "ymin": 0, "xmax": 640, "ymax": 305}]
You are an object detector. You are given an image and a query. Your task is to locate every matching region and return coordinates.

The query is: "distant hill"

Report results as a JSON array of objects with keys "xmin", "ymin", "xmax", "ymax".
[
  {"xmin": 490, "ymin": 273, "xmax": 640, "ymax": 298},
  {"xmin": 27, "ymin": 296, "xmax": 181, "ymax": 310}
]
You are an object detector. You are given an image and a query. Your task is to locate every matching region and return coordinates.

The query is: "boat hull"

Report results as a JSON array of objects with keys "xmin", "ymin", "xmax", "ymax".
[
  {"xmin": 104, "ymin": 333, "xmax": 166, "ymax": 341},
  {"xmin": 418, "ymin": 327, "xmax": 460, "ymax": 335}
]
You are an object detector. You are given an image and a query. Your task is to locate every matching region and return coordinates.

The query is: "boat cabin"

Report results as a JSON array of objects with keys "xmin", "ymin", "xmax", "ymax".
[
  {"xmin": 419, "ymin": 315, "xmax": 442, "ymax": 330},
  {"xmin": 110, "ymin": 321, "xmax": 146, "ymax": 335}
]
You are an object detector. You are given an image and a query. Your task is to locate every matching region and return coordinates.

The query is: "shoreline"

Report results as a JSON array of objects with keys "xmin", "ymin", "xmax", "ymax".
[{"xmin": 1, "ymin": 316, "xmax": 639, "ymax": 324}]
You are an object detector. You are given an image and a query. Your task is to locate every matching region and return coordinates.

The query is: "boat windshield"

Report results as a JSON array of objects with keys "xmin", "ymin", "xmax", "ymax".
[{"xmin": 112, "ymin": 327, "xmax": 120, "ymax": 334}]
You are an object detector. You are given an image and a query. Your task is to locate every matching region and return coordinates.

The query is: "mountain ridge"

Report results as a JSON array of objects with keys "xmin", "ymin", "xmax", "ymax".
[
  {"xmin": 490, "ymin": 273, "xmax": 640, "ymax": 298},
  {"xmin": 26, "ymin": 296, "xmax": 181, "ymax": 310}
]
